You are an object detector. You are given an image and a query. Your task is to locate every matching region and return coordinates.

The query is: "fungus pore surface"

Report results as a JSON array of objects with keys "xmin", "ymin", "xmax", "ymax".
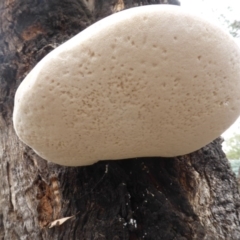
[{"xmin": 13, "ymin": 5, "xmax": 240, "ymax": 166}]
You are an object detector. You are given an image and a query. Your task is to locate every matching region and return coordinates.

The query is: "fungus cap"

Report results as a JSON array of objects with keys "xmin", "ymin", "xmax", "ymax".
[{"xmin": 13, "ymin": 5, "xmax": 240, "ymax": 166}]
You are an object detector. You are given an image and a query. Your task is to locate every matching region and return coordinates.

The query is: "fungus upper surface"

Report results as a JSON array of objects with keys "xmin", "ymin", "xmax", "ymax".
[{"xmin": 13, "ymin": 5, "xmax": 240, "ymax": 166}]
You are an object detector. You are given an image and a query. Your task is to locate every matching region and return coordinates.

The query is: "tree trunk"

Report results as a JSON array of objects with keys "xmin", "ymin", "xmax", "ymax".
[{"xmin": 1, "ymin": 0, "xmax": 240, "ymax": 239}]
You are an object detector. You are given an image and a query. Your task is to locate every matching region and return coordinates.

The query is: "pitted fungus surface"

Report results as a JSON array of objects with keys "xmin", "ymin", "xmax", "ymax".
[{"xmin": 13, "ymin": 5, "xmax": 240, "ymax": 166}]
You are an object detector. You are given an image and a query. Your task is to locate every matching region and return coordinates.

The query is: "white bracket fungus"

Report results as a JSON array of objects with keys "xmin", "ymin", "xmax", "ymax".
[{"xmin": 13, "ymin": 5, "xmax": 240, "ymax": 166}]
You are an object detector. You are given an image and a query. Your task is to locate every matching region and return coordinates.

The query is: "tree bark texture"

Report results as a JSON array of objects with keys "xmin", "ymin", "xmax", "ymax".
[{"xmin": 1, "ymin": 0, "xmax": 240, "ymax": 239}]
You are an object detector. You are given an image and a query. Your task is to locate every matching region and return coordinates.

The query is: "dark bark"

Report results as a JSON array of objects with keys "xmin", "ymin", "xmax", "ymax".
[{"xmin": 0, "ymin": 0, "xmax": 240, "ymax": 239}]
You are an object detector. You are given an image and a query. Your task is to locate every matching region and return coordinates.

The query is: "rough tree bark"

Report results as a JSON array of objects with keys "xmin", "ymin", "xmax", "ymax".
[{"xmin": 1, "ymin": 0, "xmax": 240, "ymax": 239}]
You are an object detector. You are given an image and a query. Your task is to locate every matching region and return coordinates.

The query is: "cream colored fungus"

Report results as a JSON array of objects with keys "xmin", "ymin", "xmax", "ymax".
[{"xmin": 13, "ymin": 5, "xmax": 240, "ymax": 166}]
